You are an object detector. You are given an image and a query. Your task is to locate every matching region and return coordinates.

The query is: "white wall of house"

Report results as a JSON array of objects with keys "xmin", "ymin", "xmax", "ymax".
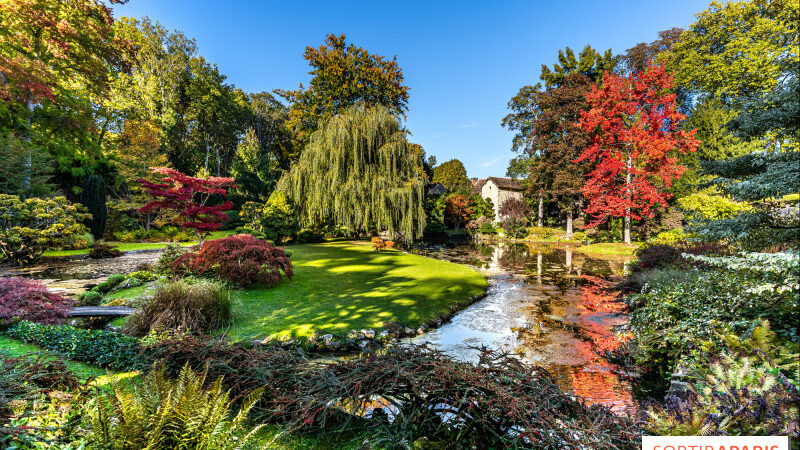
[{"xmin": 481, "ymin": 179, "xmax": 523, "ymax": 221}]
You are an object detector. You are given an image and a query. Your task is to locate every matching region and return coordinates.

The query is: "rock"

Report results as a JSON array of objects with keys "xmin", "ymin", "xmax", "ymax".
[
  {"xmin": 360, "ymin": 328, "xmax": 376, "ymax": 339},
  {"xmin": 378, "ymin": 330, "xmax": 390, "ymax": 339},
  {"xmin": 435, "ymin": 319, "xmax": 443, "ymax": 327},
  {"xmin": 416, "ymin": 325, "xmax": 426, "ymax": 335},
  {"xmin": 358, "ymin": 340, "xmax": 370, "ymax": 350},
  {"xmin": 323, "ymin": 334, "xmax": 335, "ymax": 346},
  {"xmin": 404, "ymin": 327, "xmax": 415, "ymax": 336}
]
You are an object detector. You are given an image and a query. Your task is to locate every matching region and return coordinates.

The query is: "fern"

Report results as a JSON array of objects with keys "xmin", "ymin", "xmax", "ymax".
[{"xmin": 84, "ymin": 363, "xmax": 263, "ymax": 449}]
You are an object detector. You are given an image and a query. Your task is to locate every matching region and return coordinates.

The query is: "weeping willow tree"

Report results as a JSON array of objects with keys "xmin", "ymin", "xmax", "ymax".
[{"xmin": 277, "ymin": 105, "xmax": 426, "ymax": 243}]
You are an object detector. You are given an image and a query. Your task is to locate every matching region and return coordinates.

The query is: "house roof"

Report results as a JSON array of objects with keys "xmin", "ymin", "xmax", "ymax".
[
  {"xmin": 471, "ymin": 178, "xmax": 487, "ymax": 195},
  {"xmin": 426, "ymin": 182, "xmax": 448, "ymax": 196},
  {"xmin": 485, "ymin": 177, "xmax": 524, "ymax": 191}
]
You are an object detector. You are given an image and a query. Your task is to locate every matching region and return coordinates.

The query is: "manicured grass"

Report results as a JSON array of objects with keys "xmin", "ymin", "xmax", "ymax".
[
  {"xmin": 42, "ymin": 230, "xmax": 233, "ymax": 257},
  {"xmin": 575, "ymin": 242, "xmax": 639, "ymax": 256},
  {"xmin": 226, "ymin": 241, "xmax": 488, "ymax": 341},
  {"xmin": 104, "ymin": 284, "xmax": 150, "ymax": 302}
]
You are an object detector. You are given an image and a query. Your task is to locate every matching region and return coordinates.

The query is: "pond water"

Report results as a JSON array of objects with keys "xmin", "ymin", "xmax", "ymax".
[
  {"xmin": 410, "ymin": 241, "xmax": 636, "ymax": 414},
  {"xmin": 0, "ymin": 250, "xmax": 161, "ymax": 297}
]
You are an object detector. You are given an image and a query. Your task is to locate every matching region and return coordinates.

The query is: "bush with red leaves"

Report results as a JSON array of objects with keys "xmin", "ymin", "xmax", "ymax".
[
  {"xmin": 172, "ymin": 234, "xmax": 293, "ymax": 287},
  {"xmin": 0, "ymin": 277, "xmax": 74, "ymax": 325}
]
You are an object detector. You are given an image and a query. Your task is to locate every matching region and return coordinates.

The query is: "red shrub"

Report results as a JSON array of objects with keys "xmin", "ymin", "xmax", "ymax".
[
  {"xmin": 173, "ymin": 234, "xmax": 293, "ymax": 287},
  {"xmin": 0, "ymin": 277, "xmax": 74, "ymax": 324}
]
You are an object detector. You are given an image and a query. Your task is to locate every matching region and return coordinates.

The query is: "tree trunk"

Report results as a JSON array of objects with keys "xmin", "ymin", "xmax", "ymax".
[
  {"xmin": 624, "ymin": 154, "xmax": 632, "ymax": 245},
  {"xmin": 537, "ymin": 196, "xmax": 544, "ymax": 227},
  {"xmin": 566, "ymin": 206, "xmax": 573, "ymax": 237}
]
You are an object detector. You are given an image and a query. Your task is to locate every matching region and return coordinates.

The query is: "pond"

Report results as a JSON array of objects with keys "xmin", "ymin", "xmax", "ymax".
[
  {"xmin": 0, "ymin": 250, "xmax": 162, "ymax": 297},
  {"xmin": 410, "ymin": 241, "xmax": 636, "ymax": 414}
]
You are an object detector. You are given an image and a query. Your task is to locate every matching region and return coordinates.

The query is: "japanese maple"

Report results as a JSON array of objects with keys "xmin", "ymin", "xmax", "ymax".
[
  {"xmin": 576, "ymin": 62, "xmax": 699, "ymax": 244},
  {"xmin": 139, "ymin": 168, "xmax": 235, "ymax": 242},
  {"xmin": 444, "ymin": 195, "xmax": 474, "ymax": 231}
]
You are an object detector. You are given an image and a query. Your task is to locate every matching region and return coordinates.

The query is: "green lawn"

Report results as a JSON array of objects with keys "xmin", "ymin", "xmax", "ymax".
[
  {"xmin": 0, "ymin": 335, "xmax": 107, "ymax": 380},
  {"xmin": 575, "ymin": 242, "xmax": 639, "ymax": 256},
  {"xmin": 42, "ymin": 230, "xmax": 233, "ymax": 257},
  {"xmin": 226, "ymin": 241, "xmax": 488, "ymax": 341}
]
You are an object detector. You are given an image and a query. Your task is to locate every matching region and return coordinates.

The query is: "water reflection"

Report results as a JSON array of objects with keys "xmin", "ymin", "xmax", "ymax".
[{"xmin": 411, "ymin": 242, "xmax": 636, "ymax": 414}]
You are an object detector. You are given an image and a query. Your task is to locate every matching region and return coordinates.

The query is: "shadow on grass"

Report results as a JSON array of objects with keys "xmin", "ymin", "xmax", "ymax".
[{"xmin": 228, "ymin": 242, "xmax": 487, "ymax": 340}]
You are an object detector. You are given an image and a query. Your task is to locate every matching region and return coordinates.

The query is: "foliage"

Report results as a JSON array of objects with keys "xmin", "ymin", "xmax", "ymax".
[
  {"xmin": 693, "ymin": 151, "xmax": 800, "ymax": 250},
  {"xmin": 124, "ymin": 279, "xmax": 233, "ymax": 337},
  {"xmin": 0, "ymin": 194, "xmax": 90, "ymax": 264},
  {"xmin": 0, "ymin": 133, "xmax": 55, "ymax": 198},
  {"xmin": 577, "ymin": 62, "xmax": 699, "ymax": 243},
  {"xmin": 294, "ymin": 228, "xmax": 325, "ymax": 244},
  {"xmin": 155, "ymin": 243, "xmax": 187, "ymax": 274},
  {"xmin": 667, "ymin": 0, "xmax": 799, "ymax": 103},
  {"xmin": 443, "ymin": 194, "xmax": 473, "ymax": 231},
  {"xmin": 79, "ymin": 290, "xmax": 103, "ymax": 307},
  {"xmin": 627, "ymin": 251, "xmax": 799, "ymax": 374},
  {"xmin": 432, "ymin": 159, "xmax": 471, "ymax": 194},
  {"xmin": 631, "ymin": 241, "xmax": 732, "ymax": 273},
  {"xmin": 623, "ymin": 28, "xmax": 684, "ymax": 75},
  {"xmin": 469, "ymin": 196, "xmax": 495, "ymax": 220},
  {"xmin": 139, "ymin": 167, "xmax": 235, "ymax": 241},
  {"xmin": 79, "ymin": 174, "xmax": 108, "ymax": 238},
  {"xmin": 499, "ymin": 198, "xmax": 530, "ymax": 239},
  {"xmin": 502, "ymin": 45, "xmax": 616, "ymax": 179},
  {"xmin": 94, "ymin": 274, "xmax": 127, "ymax": 295},
  {"xmin": 370, "ymin": 237, "xmax": 395, "ymax": 252},
  {"xmin": 172, "ymin": 234, "xmax": 293, "ymax": 287},
  {"xmin": 84, "ymin": 363, "xmax": 263, "ymax": 450},
  {"xmin": 466, "ymin": 216, "xmax": 495, "ymax": 234},
  {"xmin": 646, "ymin": 323, "xmax": 799, "ymax": 437},
  {"xmin": 240, "ymin": 191, "xmax": 298, "ymax": 244},
  {"xmin": 6, "ymin": 321, "xmax": 140, "ymax": 370},
  {"xmin": 677, "ymin": 188, "xmax": 752, "ymax": 221},
  {"xmin": 89, "ymin": 241, "xmax": 123, "ymax": 259},
  {"xmin": 0, "ymin": 354, "xmax": 80, "ymax": 418},
  {"xmin": 276, "ymin": 34, "xmax": 410, "ymax": 144},
  {"xmin": 0, "ymin": 277, "xmax": 73, "ymax": 325},
  {"xmin": 278, "ymin": 105, "xmax": 426, "ymax": 243}
]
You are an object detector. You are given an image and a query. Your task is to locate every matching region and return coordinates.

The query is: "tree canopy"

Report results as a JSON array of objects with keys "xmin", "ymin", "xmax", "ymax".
[
  {"xmin": 276, "ymin": 34, "xmax": 410, "ymax": 145},
  {"xmin": 277, "ymin": 105, "xmax": 425, "ymax": 242},
  {"xmin": 432, "ymin": 159, "xmax": 471, "ymax": 194}
]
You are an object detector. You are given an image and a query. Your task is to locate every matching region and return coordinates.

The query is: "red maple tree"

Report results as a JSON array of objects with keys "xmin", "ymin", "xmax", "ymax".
[
  {"xmin": 139, "ymin": 168, "xmax": 235, "ymax": 242},
  {"xmin": 576, "ymin": 62, "xmax": 699, "ymax": 244},
  {"xmin": 444, "ymin": 194, "xmax": 474, "ymax": 231}
]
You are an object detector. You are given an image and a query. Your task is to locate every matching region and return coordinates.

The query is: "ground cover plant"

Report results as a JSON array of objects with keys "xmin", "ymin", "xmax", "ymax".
[{"xmin": 226, "ymin": 241, "xmax": 487, "ymax": 340}]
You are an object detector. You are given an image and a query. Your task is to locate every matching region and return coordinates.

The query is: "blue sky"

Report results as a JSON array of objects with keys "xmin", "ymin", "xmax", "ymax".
[{"xmin": 113, "ymin": 0, "xmax": 710, "ymax": 179}]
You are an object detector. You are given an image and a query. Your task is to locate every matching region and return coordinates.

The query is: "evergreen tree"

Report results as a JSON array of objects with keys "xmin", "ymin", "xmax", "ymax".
[
  {"xmin": 277, "ymin": 105, "xmax": 426, "ymax": 243},
  {"xmin": 80, "ymin": 174, "xmax": 108, "ymax": 238}
]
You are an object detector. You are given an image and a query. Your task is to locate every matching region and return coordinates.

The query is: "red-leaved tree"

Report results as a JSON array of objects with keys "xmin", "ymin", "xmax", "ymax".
[
  {"xmin": 139, "ymin": 168, "xmax": 235, "ymax": 243},
  {"xmin": 444, "ymin": 195, "xmax": 474, "ymax": 231},
  {"xmin": 576, "ymin": 62, "xmax": 698, "ymax": 244}
]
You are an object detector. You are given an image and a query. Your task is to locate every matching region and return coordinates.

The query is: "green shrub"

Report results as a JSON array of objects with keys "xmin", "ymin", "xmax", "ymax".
[
  {"xmin": 572, "ymin": 231, "xmax": 586, "ymax": 242},
  {"xmin": 627, "ymin": 251, "xmax": 799, "ymax": 374},
  {"xmin": 5, "ymin": 321, "xmax": 140, "ymax": 370},
  {"xmin": 128, "ymin": 271, "xmax": 158, "ymax": 282},
  {"xmin": 79, "ymin": 290, "xmax": 103, "ymax": 306},
  {"xmin": 0, "ymin": 194, "xmax": 91, "ymax": 265},
  {"xmin": 295, "ymin": 228, "xmax": 324, "ymax": 243},
  {"xmin": 527, "ymin": 227, "xmax": 555, "ymax": 241},
  {"xmin": 155, "ymin": 243, "xmax": 186, "ymax": 274},
  {"xmin": 62, "ymin": 232, "xmax": 95, "ymax": 250},
  {"xmin": 240, "ymin": 192, "xmax": 298, "ymax": 244},
  {"xmin": 84, "ymin": 363, "xmax": 263, "ymax": 449},
  {"xmin": 94, "ymin": 274, "xmax": 126, "ymax": 294},
  {"xmin": 124, "ymin": 279, "xmax": 233, "ymax": 337}
]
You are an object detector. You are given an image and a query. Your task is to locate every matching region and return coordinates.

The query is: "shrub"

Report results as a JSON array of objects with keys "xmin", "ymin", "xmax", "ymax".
[
  {"xmin": 0, "ymin": 277, "xmax": 74, "ymax": 325},
  {"xmin": 240, "ymin": 192, "xmax": 298, "ymax": 244},
  {"xmin": 295, "ymin": 228, "xmax": 324, "ymax": 243},
  {"xmin": 572, "ymin": 231, "xmax": 586, "ymax": 242},
  {"xmin": 155, "ymin": 243, "xmax": 186, "ymax": 274},
  {"xmin": 527, "ymin": 226, "xmax": 554, "ymax": 241},
  {"xmin": 93, "ymin": 274, "xmax": 126, "ymax": 294},
  {"xmin": 631, "ymin": 241, "xmax": 732, "ymax": 273},
  {"xmin": 6, "ymin": 321, "xmax": 140, "ymax": 370},
  {"xmin": 89, "ymin": 241, "xmax": 122, "ymax": 259},
  {"xmin": 79, "ymin": 290, "xmax": 103, "ymax": 306},
  {"xmin": 84, "ymin": 363, "xmax": 263, "ymax": 449},
  {"xmin": 128, "ymin": 271, "xmax": 158, "ymax": 282},
  {"xmin": 173, "ymin": 234, "xmax": 293, "ymax": 287},
  {"xmin": 423, "ymin": 222, "xmax": 448, "ymax": 238},
  {"xmin": 0, "ymin": 194, "xmax": 90, "ymax": 265},
  {"xmin": 499, "ymin": 198, "xmax": 530, "ymax": 239},
  {"xmin": 124, "ymin": 279, "xmax": 233, "ymax": 337},
  {"xmin": 62, "ymin": 232, "xmax": 95, "ymax": 250},
  {"xmin": 627, "ymin": 251, "xmax": 799, "ymax": 373}
]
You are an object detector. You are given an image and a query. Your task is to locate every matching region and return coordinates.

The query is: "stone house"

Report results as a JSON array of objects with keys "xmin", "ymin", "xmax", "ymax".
[{"xmin": 471, "ymin": 177, "xmax": 524, "ymax": 221}]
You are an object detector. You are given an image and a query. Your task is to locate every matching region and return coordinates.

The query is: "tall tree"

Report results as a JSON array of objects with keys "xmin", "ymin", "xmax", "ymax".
[
  {"xmin": 277, "ymin": 105, "xmax": 426, "ymax": 243},
  {"xmin": 667, "ymin": 0, "xmax": 799, "ymax": 104},
  {"xmin": 276, "ymin": 34, "xmax": 410, "ymax": 145},
  {"xmin": 503, "ymin": 45, "xmax": 616, "ymax": 228},
  {"xmin": 432, "ymin": 159, "xmax": 471, "ymax": 193},
  {"xmin": 110, "ymin": 17, "xmax": 197, "ymax": 130},
  {"xmin": 623, "ymin": 28, "xmax": 684, "ymax": 74},
  {"xmin": 577, "ymin": 63, "xmax": 699, "ymax": 244}
]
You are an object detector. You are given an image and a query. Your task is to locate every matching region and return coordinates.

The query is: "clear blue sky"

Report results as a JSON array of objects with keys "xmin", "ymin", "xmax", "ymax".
[{"xmin": 113, "ymin": 0, "xmax": 710, "ymax": 179}]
